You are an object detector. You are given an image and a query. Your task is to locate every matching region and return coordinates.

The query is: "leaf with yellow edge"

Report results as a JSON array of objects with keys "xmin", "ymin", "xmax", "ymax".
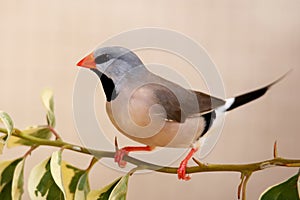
[
  {"xmin": 41, "ymin": 89, "xmax": 54, "ymax": 112},
  {"xmin": 50, "ymin": 150, "xmax": 66, "ymax": 199},
  {"xmin": 41, "ymin": 89, "xmax": 55, "ymax": 127},
  {"xmin": 0, "ymin": 135, "xmax": 6, "ymax": 154},
  {"xmin": 0, "ymin": 160, "xmax": 12, "ymax": 199},
  {"xmin": 29, "ymin": 150, "xmax": 91, "ymax": 200},
  {"xmin": 61, "ymin": 162, "xmax": 90, "ymax": 200},
  {"xmin": 0, "ymin": 158, "xmax": 24, "ymax": 200},
  {"xmin": 74, "ymin": 172, "xmax": 90, "ymax": 200},
  {"xmin": 0, "ymin": 111, "xmax": 14, "ymax": 153},
  {"xmin": 11, "ymin": 159, "xmax": 25, "ymax": 200},
  {"xmin": 109, "ymin": 174, "xmax": 129, "ymax": 200},
  {"xmin": 87, "ymin": 174, "xmax": 130, "ymax": 200},
  {"xmin": 28, "ymin": 156, "xmax": 64, "ymax": 199},
  {"xmin": 0, "ymin": 111, "xmax": 13, "ymax": 136},
  {"xmin": 87, "ymin": 178, "xmax": 120, "ymax": 200},
  {"xmin": 7, "ymin": 126, "xmax": 51, "ymax": 148},
  {"xmin": 260, "ymin": 171, "xmax": 300, "ymax": 200},
  {"xmin": 298, "ymin": 172, "xmax": 300, "ymax": 199}
]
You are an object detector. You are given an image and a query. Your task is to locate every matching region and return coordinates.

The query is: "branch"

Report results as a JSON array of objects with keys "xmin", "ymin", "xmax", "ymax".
[
  {"xmin": 1, "ymin": 128, "xmax": 298, "ymax": 173},
  {"xmin": 1, "ymin": 127, "xmax": 300, "ymax": 200}
]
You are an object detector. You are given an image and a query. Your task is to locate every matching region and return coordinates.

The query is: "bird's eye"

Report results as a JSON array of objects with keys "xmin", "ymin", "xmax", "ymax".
[{"xmin": 95, "ymin": 54, "xmax": 110, "ymax": 64}]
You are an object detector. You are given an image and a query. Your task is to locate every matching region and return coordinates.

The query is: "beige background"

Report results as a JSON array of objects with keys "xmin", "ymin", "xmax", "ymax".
[{"xmin": 0, "ymin": 0, "xmax": 300, "ymax": 199}]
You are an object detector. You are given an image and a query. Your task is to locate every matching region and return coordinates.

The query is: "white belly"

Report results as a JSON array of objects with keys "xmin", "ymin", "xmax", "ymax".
[{"xmin": 106, "ymin": 102, "xmax": 205, "ymax": 148}]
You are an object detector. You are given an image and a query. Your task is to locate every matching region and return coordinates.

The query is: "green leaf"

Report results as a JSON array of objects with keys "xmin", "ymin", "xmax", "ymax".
[
  {"xmin": 0, "ymin": 158, "xmax": 24, "ymax": 200},
  {"xmin": 41, "ymin": 89, "xmax": 54, "ymax": 115},
  {"xmin": 88, "ymin": 174, "xmax": 130, "ymax": 200},
  {"xmin": 74, "ymin": 172, "xmax": 90, "ymax": 200},
  {"xmin": 109, "ymin": 174, "xmax": 129, "ymax": 200},
  {"xmin": 298, "ymin": 172, "xmax": 300, "ymax": 198},
  {"xmin": 11, "ymin": 159, "xmax": 25, "ymax": 200},
  {"xmin": 28, "ymin": 153, "xmax": 64, "ymax": 200},
  {"xmin": 0, "ymin": 111, "xmax": 14, "ymax": 136},
  {"xmin": 61, "ymin": 162, "xmax": 90, "ymax": 200},
  {"xmin": 41, "ymin": 89, "xmax": 55, "ymax": 127},
  {"xmin": 260, "ymin": 172, "xmax": 300, "ymax": 200},
  {"xmin": 0, "ymin": 111, "xmax": 14, "ymax": 152},
  {"xmin": 29, "ymin": 150, "xmax": 92, "ymax": 200},
  {"xmin": 7, "ymin": 126, "xmax": 51, "ymax": 148},
  {"xmin": 87, "ymin": 178, "xmax": 120, "ymax": 200},
  {"xmin": 50, "ymin": 150, "xmax": 66, "ymax": 199},
  {"xmin": 0, "ymin": 135, "xmax": 7, "ymax": 154}
]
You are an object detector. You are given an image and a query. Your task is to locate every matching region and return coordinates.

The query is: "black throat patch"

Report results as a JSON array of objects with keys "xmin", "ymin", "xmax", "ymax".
[{"xmin": 90, "ymin": 69, "xmax": 117, "ymax": 102}]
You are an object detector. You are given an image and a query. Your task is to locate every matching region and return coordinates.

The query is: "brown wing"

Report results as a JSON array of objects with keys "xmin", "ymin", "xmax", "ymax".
[
  {"xmin": 133, "ymin": 72, "xmax": 226, "ymax": 123},
  {"xmin": 149, "ymin": 83, "xmax": 225, "ymax": 123},
  {"xmin": 192, "ymin": 91, "xmax": 226, "ymax": 114},
  {"xmin": 152, "ymin": 84, "xmax": 186, "ymax": 122}
]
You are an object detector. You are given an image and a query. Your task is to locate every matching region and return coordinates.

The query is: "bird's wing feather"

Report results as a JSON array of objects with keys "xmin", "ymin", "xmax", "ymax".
[
  {"xmin": 151, "ymin": 84, "xmax": 186, "ymax": 122},
  {"xmin": 130, "ymin": 71, "xmax": 226, "ymax": 123},
  {"xmin": 148, "ymin": 83, "xmax": 225, "ymax": 123},
  {"xmin": 192, "ymin": 91, "xmax": 226, "ymax": 114}
]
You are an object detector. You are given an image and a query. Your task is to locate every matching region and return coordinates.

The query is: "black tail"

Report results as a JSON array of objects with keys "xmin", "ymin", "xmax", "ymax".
[{"xmin": 226, "ymin": 71, "xmax": 290, "ymax": 112}]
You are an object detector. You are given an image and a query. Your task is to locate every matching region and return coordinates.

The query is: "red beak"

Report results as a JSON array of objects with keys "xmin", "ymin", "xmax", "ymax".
[{"xmin": 77, "ymin": 52, "xmax": 96, "ymax": 69}]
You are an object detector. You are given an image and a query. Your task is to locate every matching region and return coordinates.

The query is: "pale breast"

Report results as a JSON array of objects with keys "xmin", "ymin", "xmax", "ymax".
[{"xmin": 106, "ymin": 85, "xmax": 206, "ymax": 148}]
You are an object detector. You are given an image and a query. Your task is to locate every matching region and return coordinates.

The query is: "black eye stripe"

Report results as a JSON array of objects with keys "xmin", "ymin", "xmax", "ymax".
[{"xmin": 95, "ymin": 54, "xmax": 110, "ymax": 64}]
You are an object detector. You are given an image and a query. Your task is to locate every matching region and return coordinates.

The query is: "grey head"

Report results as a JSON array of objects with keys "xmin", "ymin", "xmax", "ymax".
[
  {"xmin": 91, "ymin": 46, "xmax": 145, "ymax": 101},
  {"xmin": 93, "ymin": 46, "xmax": 144, "ymax": 78}
]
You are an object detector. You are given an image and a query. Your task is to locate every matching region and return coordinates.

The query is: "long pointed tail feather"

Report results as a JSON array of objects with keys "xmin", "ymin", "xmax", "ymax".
[{"xmin": 224, "ymin": 71, "xmax": 290, "ymax": 112}]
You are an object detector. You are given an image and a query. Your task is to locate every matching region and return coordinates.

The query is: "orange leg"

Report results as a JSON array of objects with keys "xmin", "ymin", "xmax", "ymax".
[
  {"xmin": 177, "ymin": 147, "xmax": 198, "ymax": 180},
  {"xmin": 114, "ymin": 138, "xmax": 154, "ymax": 167}
]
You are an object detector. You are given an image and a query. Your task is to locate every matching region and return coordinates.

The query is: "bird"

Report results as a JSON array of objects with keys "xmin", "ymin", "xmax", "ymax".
[{"xmin": 77, "ymin": 46, "xmax": 287, "ymax": 180}]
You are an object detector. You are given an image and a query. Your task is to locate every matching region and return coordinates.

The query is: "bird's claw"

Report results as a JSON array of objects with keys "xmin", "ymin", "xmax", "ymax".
[
  {"xmin": 114, "ymin": 137, "xmax": 153, "ymax": 168},
  {"xmin": 114, "ymin": 148, "xmax": 128, "ymax": 168},
  {"xmin": 114, "ymin": 137, "xmax": 129, "ymax": 167},
  {"xmin": 177, "ymin": 161, "xmax": 191, "ymax": 181}
]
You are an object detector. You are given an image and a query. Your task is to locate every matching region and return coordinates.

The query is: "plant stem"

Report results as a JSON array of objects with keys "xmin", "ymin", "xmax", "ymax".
[
  {"xmin": 48, "ymin": 126, "xmax": 62, "ymax": 140},
  {"xmin": 2, "ymin": 128, "xmax": 298, "ymax": 176},
  {"xmin": 86, "ymin": 157, "xmax": 99, "ymax": 171},
  {"xmin": 2, "ymin": 127, "xmax": 300, "ymax": 199}
]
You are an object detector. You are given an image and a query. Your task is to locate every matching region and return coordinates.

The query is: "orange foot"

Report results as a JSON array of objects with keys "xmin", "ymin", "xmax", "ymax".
[
  {"xmin": 114, "ymin": 148, "xmax": 129, "ymax": 168},
  {"xmin": 177, "ymin": 148, "xmax": 198, "ymax": 181},
  {"xmin": 114, "ymin": 138, "xmax": 153, "ymax": 168}
]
